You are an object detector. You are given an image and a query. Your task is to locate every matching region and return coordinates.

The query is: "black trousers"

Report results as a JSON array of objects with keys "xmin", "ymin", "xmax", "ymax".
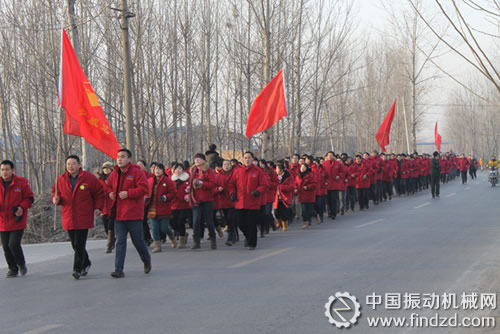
[
  {"xmin": 236, "ymin": 209, "xmax": 259, "ymax": 248},
  {"xmin": 431, "ymin": 174, "xmax": 440, "ymax": 197},
  {"xmin": 102, "ymin": 214, "xmax": 114, "ymax": 234},
  {"xmin": 221, "ymin": 208, "xmax": 236, "ymax": 237},
  {"xmin": 0, "ymin": 229, "xmax": 25, "ymax": 270},
  {"xmin": 461, "ymin": 171, "xmax": 468, "ymax": 184},
  {"xmin": 67, "ymin": 229, "xmax": 90, "ymax": 273},
  {"xmin": 172, "ymin": 209, "xmax": 191, "ymax": 237},
  {"xmin": 327, "ymin": 190, "xmax": 339, "ymax": 218},
  {"xmin": 345, "ymin": 186, "xmax": 356, "ymax": 210},
  {"xmin": 382, "ymin": 181, "xmax": 393, "ymax": 199},
  {"xmin": 357, "ymin": 188, "xmax": 370, "ymax": 209}
]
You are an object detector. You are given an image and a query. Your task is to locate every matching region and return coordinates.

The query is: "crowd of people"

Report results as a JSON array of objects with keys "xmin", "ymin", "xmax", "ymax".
[{"xmin": 0, "ymin": 145, "xmax": 486, "ymax": 279}]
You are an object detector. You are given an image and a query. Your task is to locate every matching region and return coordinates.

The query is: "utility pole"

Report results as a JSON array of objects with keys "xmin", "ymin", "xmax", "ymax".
[
  {"xmin": 261, "ymin": 0, "xmax": 271, "ymax": 160},
  {"xmin": 117, "ymin": 0, "xmax": 135, "ymax": 157},
  {"xmin": 66, "ymin": 0, "xmax": 93, "ymax": 171}
]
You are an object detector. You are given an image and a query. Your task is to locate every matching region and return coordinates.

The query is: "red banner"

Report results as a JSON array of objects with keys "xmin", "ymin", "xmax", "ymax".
[
  {"xmin": 376, "ymin": 99, "xmax": 397, "ymax": 152},
  {"xmin": 58, "ymin": 28, "xmax": 121, "ymax": 159},
  {"xmin": 435, "ymin": 121, "xmax": 442, "ymax": 152}
]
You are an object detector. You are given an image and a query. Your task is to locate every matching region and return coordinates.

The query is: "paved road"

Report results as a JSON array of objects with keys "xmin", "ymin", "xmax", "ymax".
[{"xmin": 1, "ymin": 173, "xmax": 499, "ymax": 334}]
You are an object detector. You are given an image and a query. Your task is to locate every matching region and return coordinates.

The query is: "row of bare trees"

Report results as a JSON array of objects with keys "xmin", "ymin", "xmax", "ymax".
[{"xmin": 0, "ymin": 0, "xmax": 496, "ymax": 194}]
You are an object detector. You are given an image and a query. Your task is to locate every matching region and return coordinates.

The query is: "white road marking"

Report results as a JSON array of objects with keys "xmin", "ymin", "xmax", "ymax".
[
  {"xmin": 445, "ymin": 193, "xmax": 456, "ymax": 198},
  {"xmin": 414, "ymin": 202, "xmax": 430, "ymax": 209},
  {"xmin": 229, "ymin": 247, "xmax": 294, "ymax": 268},
  {"xmin": 22, "ymin": 325, "xmax": 63, "ymax": 334},
  {"xmin": 356, "ymin": 219, "xmax": 385, "ymax": 229}
]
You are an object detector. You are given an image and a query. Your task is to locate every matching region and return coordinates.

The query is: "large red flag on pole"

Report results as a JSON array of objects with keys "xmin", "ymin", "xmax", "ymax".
[
  {"xmin": 435, "ymin": 121, "xmax": 442, "ymax": 152},
  {"xmin": 58, "ymin": 28, "xmax": 120, "ymax": 159},
  {"xmin": 245, "ymin": 69, "xmax": 288, "ymax": 139},
  {"xmin": 375, "ymin": 99, "xmax": 397, "ymax": 152}
]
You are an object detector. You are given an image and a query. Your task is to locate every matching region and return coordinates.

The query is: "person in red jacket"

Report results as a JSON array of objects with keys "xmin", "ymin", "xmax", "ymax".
[
  {"xmin": 295, "ymin": 164, "xmax": 317, "ymax": 229},
  {"xmin": 355, "ymin": 155, "xmax": 371, "ymax": 210},
  {"xmin": 259, "ymin": 160, "xmax": 279, "ymax": 236},
  {"xmin": 145, "ymin": 163, "xmax": 177, "ymax": 253},
  {"xmin": 107, "ymin": 148, "xmax": 151, "ymax": 278},
  {"xmin": 273, "ymin": 161, "xmax": 295, "ymax": 231},
  {"xmin": 345, "ymin": 158, "xmax": 357, "ymax": 212},
  {"xmin": 312, "ymin": 159, "xmax": 327, "ymax": 223},
  {"xmin": 98, "ymin": 161, "xmax": 115, "ymax": 253},
  {"xmin": 229, "ymin": 151, "xmax": 269, "ymax": 250},
  {"xmin": 171, "ymin": 163, "xmax": 191, "ymax": 249},
  {"xmin": 52, "ymin": 155, "xmax": 104, "ymax": 280},
  {"xmin": 458, "ymin": 154, "xmax": 470, "ymax": 184},
  {"xmin": 214, "ymin": 160, "xmax": 237, "ymax": 246},
  {"xmin": 0, "ymin": 160, "xmax": 34, "ymax": 278},
  {"xmin": 322, "ymin": 151, "xmax": 344, "ymax": 220},
  {"xmin": 189, "ymin": 153, "xmax": 218, "ymax": 250},
  {"xmin": 380, "ymin": 153, "xmax": 394, "ymax": 201}
]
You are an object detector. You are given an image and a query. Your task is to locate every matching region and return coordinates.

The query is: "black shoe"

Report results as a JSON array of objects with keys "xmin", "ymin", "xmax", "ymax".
[
  {"xmin": 72, "ymin": 271, "xmax": 81, "ymax": 280},
  {"xmin": 19, "ymin": 264, "xmax": 27, "ymax": 276},
  {"xmin": 81, "ymin": 263, "xmax": 91, "ymax": 277},
  {"xmin": 144, "ymin": 263, "xmax": 152, "ymax": 274},
  {"xmin": 110, "ymin": 271, "xmax": 125, "ymax": 278},
  {"xmin": 436, "ymin": 194, "xmax": 440, "ymax": 198},
  {"xmin": 340, "ymin": 210, "xmax": 344, "ymax": 216},
  {"xmin": 6, "ymin": 269, "xmax": 18, "ymax": 278},
  {"xmin": 244, "ymin": 239, "xmax": 249, "ymax": 247},
  {"xmin": 331, "ymin": 215, "xmax": 336, "ymax": 220}
]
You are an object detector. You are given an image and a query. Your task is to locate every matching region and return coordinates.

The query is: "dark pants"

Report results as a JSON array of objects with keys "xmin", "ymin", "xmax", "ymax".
[
  {"xmin": 0, "ymin": 229, "xmax": 25, "ymax": 271},
  {"xmin": 376, "ymin": 180, "xmax": 383, "ymax": 202},
  {"xmin": 346, "ymin": 186, "xmax": 356, "ymax": 210},
  {"xmin": 67, "ymin": 229, "xmax": 90, "ymax": 273},
  {"xmin": 431, "ymin": 174, "xmax": 440, "ymax": 197},
  {"xmin": 357, "ymin": 188, "xmax": 369, "ymax": 209},
  {"xmin": 221, "ymin": 208, "xmax": 237, "ymax": 238},
  {"xmin": 327, "ymin": 190, "xmax": 338, "ymax": 218},
  {"xmin": 261, "ymin": 203, "xmax": 273, "ymax": 233},
  {"xmin": 300, "ymin": 203, "xmax": 314, "ymax": 222},
  {"xmin": 114, "ymin": 220, "xmax": 151, "ymax": 273},
  {"xmin": 102, "ymin": 215, "xmax": 114, "ymax": 234},
  {"xmin": 469, "ymin": 169, "xmax": 477, "ymax": 179},
  {"xmin": 315, "ymin": 195, "xmax": 326, "ymax": 219},
  {"xmin": 369, "ymin": 184, "xmax": 377, "ymax": 203},
  {"xmin": 382, "ymin": 181, "xmax": 393, "ymax": 200},
  {"xmin": 172, "ymin": 209, "xmax": 191, "ymax": 237},
  {"xmin": 192, "ymin": 201, "xmax": 215, "ymax": 238},
  {"xmin": 236, "ymin": 209, "xmax": 259, "ymax": 248},
  {"xmin": 400, "ymin": 178, "xmax": 408, "ymax": 195},
  {"xmin": 461, "ymin": 171, "xmax": 468, "ymax": 184}
]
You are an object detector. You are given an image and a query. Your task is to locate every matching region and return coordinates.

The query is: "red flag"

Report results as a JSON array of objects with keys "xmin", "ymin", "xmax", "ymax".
[
  {"xmin": 58, "ymin": 28, "xmax": 121, "ymax": 159},
  {"xmin": 245, "ymin": 69, "xmax": 288, "ymax": 139},
  {"xmin": 375, "ymin": 99, "xmax": 397, "ymax": 152},
  {"xmin": 435, "ymin": 121, "xmax": 442, "ymax": 152}
]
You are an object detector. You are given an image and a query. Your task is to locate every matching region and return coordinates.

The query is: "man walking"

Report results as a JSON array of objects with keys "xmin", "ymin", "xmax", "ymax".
[
  {"xmin": 108, "ymin": 149, "xmax": 151, "ymax": 278},
  {"xmin": 0, "ymin": 160, "xmax": 34, "ymax": 278},
  {"xmin": 52, "ymin": 155, "xmax": 104, "ymax": 279},
  {"xmin": 430, "ymin": 152, "xmax": 442, "ymax": 198}
]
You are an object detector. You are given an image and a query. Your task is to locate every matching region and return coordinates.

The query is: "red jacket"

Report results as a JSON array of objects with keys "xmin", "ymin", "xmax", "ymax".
[
  {"xmin": 458, "ymin": 157, "xmax": 470, "ymax": 172},
  {"xmin": 52, "ymin": 170, "xmax": 104, "ymax": 230},
  {"xmin": 171, "ymin": 173, "xmax": 191, "ymax": 211},
  {"xmin": 98, "ymin": 177, "xmax": 112, "ymax": 216},
  {"xmin": 214, "ymin": 169, "xmax": 234, "ymax": 210},
  {"xmin": 107, "ymin": 163, "xmax": 149, "ymax": 221},
  {"xmin": 322, "ymin": 159, "xmax": 345, "ymax": 190},
  {"xmin": 189, "ymin": 165, "xmax": 217, "ymax": 203},
  {"xmin": 312, "ymin": 164, "xmax": 328, "ymax": 195},
  {"xmin": 264, "ymin": 169, "xmax": 279, "ymax": 204},
  {"xmin": 355, "ymin": 161, "xmax": 371, "ymax": 189},
  {"xmin": 273, "ymin": 170, "xmax": 295, "ymax": 209},
  {"xmin": 368, "ymin": 157, "xmax": 381, "ymax": 183},
  {"xmin": 146, "ymin": 175, "xmax": 176, "ymax": 216},
  {"xmin": 381, "ymin": 160, "xmax": 395, "ymax": 182},
  {"xmin": 296, "ymin": 171, "xmax": 317, "ymax": 203},
  {"xmin": 347, "ymin": 163, "xmax": 360, "ymax": 187},
  {"xmin": 0, "ymin": 175, "xmax": 34, "ymax": 231},
  {"xmin": 229, "ymin": 164, "xmax": 269, "ymax": 210}
]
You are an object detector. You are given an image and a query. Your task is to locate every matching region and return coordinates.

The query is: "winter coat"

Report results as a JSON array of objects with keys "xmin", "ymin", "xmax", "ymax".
[
  {"xmin": 52, "ymin": 170, "xmax": 104, "ymax": 230},
  {"xmin": 146, "ymin": 175, "xmax": 176, "ymax": 216},
  {"xmin": 355, "ymin": 161, "xmax": 371, "ymax": 189},
  {"xmin": 229, "ymin": 164, "xmax": 269, "ymax": 210},
  {"xmin": 458, "ymin": 158, "xmax": 470, "ymax": 172},
  {"xmin": 431, "ymin": 157, "xmax": 442, "ymax": 176},
  {"xmin": 322, "ymin": 159, "xmax": 345, "ymax": 190},
  {"xmin": 171, "ymin": 173, "xmax": 191, "ymax": 211},
  {"xmin": 107, "ymin": 163, "xmax": 149, "ymax": 221},
  {"xmin": 296, "ymin": 171, "xmax": 317, "ymax": 203},
  {"xmin": 0, "ymin": 174, "xmax": 34, "ymax": 231},
  {"xmin": 214, "ymin": 169, "xmax": 234, "ymax": 210},
  {"xmin": 189, "ymin": 164, "xmax": 217, "ymax": 204},
  {"xmin": 273, "ymin": 170, "xmax": 295, "ymax": 209}
]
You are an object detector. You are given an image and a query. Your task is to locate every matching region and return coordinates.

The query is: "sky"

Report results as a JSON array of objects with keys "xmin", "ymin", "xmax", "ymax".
[{"xmin": 354, "ymin": 0, "xmax": 497, "ymax": 143}]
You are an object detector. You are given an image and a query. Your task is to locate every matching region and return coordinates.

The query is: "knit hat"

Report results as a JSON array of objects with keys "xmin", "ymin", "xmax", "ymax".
[{"xmin": 102, "ymin": 161, "xmax": 114, "ymax": 169}]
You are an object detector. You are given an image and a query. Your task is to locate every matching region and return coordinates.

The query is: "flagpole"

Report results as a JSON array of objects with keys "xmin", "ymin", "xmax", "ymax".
[
  {"xmin": 53, "ymin": 105, "xmax": 63, "ymax": 231},
  {"xmin": 402, "ymin": 96, "xmax": 411, "ymax": 154}
]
